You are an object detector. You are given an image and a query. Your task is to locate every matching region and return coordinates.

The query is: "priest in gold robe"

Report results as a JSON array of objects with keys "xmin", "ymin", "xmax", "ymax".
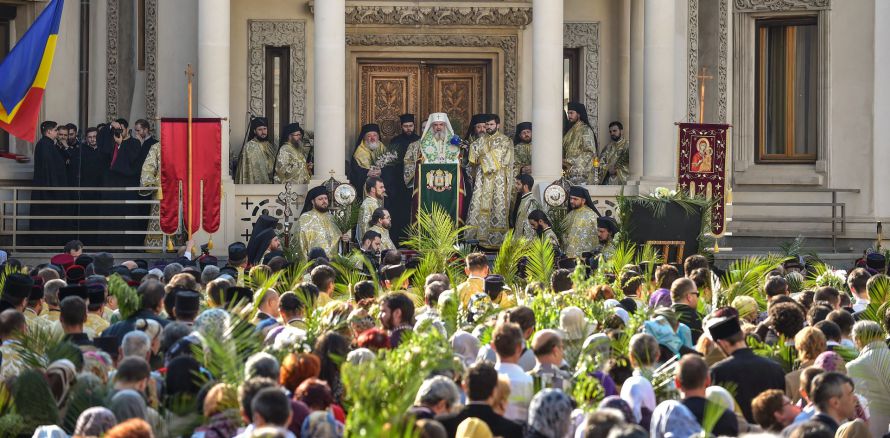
[
  {"xmin": 351, "ymin": 123, "xmax": 396, "ymax": 190},
  {"xmin": 139, "ymin": 139, "xmax": 165, "ymax": 247},
  {"xmin": 273, "ymin": 122, "xmax": 311, "ymax": 184},
  {"xmin": 562, "ymin": 186, "xmax": 602, "ymax": 259},
  {"xmin": 513, "ymin": 121, "xmax": 532, "ymax": 176},
  {"xmin": 297, "ymin": 186, "xmax": 347, "ymax": 258},
  {"xmin": 599, "ymin": 121, "xmax": 630, "ymax": 185},
  {"xmin": 235, "ymin": 117, "xmax": 277, "ymax": 184},
  {"xmin": 357, "ymin": 176, "xmax": 385, "ymax": 240},
  {"xmin": 562, "ymin": 102, "xmax": 598, "ymax": 185},
  {"xmin": 466, "ymin": 114, "xmax": 514, "ymax": 248},
  {"xmin": 368, "ymin": 207, "xmax": 396, "ymax": 251},
  {"xmin": 510, "ymin": 174, "xmax": 541, "ymax": 240}
]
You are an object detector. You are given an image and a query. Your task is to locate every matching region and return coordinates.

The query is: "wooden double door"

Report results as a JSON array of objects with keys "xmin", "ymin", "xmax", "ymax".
[{"xmin": 358, "ymin": 61, "xmax": 488, "ymax": 141}]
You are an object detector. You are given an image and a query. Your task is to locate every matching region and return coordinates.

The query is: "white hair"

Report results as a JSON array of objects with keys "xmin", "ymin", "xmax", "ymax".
[{"xmin": 121, "ymin": 330, "xmax": 152, "ymax": 359}]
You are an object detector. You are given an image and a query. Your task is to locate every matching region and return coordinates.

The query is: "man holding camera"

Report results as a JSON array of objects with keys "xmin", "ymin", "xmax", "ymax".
[{"xmin": 103, "ymin": 118, "xmax": 143, "ymax": 245}]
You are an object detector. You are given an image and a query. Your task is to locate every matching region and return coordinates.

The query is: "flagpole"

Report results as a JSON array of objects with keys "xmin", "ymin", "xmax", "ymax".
[{"xmin": 186, "ymin": 65, "xmax": 194, "ymax": 244}]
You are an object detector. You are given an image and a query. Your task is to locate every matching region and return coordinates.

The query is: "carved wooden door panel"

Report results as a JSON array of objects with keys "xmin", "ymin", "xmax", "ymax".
[
  {"xmin": 358, "ymin": 63, "xmax": 421, "ymax": 141},
  {"xmin": 423, "ymin": 64, "xmax": 486, "ymax": 138}
]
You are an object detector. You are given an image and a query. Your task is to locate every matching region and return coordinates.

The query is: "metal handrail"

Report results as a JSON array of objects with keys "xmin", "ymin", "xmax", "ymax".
[{"xmin": 0, "ymin": 186, "xmax": 169, "ymax": 252}]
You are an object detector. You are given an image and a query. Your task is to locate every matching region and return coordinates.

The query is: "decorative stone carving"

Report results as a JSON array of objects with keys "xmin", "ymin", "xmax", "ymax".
[
  {"xmin": 347, "ymin": 33, "xmax": 519, "ymax": 134},
  {"xmin": 308, "ymin": 2, "xmax": 532, "ymax": 27},
  {"xmin": 688, "ymin": 0, "xmax": 729, "ymax": 123},
  {"xmin": 734, "ymin": 0, "xmax": 829, "ymax": 12},
  {"xmin": 145, "ymin": 0, "xmax": 158, "ymax": 123},
  {"xmin": 247, "ymin": 20, "xmax": 307, "ymax": 126},
  {"xmin": 106, "ymin": 0, "xmax": 119, "ymax": 120},
  {"xmin": 563, "ymin": 23, "xmax": 600, "ymax": 132}
]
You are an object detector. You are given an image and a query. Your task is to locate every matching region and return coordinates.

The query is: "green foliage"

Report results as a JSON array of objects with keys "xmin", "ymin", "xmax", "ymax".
[
  {"xmin": 572, "ymin": 367, "xmax": 606, "ymax": 410},
  {"xmin": 330, "ymin": 252, "xmax": 371, "ymax": 299},
  {"xmin": 860, "ymin": 273, "xmax": 890, "ymax": 324},
  {"xmin": 715, "ymin": 255, "xmax": 787, "ymax": 309},
  {"xmin": 274, "ymin": 260, "xmax": 314, "ymax": 292},
  {"xmin": 492, "ymin": 230, "xmax": 530, "ymax": 289},
  {"xmin": 749, "ymin": 335, "xmax": 797, "ymax": 373},
  {"xmin": 0, "ymin": 382, "xmax": 23, "ymax": 438},
  {"xmin": 108, "ymin": 273, "xmax": 141, "ymax": 320},
  {"xmin": 548, "ymin": 206, "xmax": 569, "ymax": 247},
  {"xmin": 525, "ymin": 235, "xmax": 556, "ymax": 286},
  {"xmin": 11, "ymin": 369, "xmax": 59, "ymax": 435},
  {"xmin": 404, "ymin": 205, "xmax": 469, "ymax": 289},
  {"xmin": 332, "ymin": 201, "xmax": 361, "ymax": 234},
  {"xmin": 192, "ymin": 308, "xmax": 264, "ymax": 390},
  {"xmin": 342, "ymin": 330, "xmax": 455, "ymax": 437},
  {"xmin": 62, "ymin": 376, "xmax": 111, "ymax": 433},
  {"xmin": 12, "ymin": 323, "xmax": 80, "ymax": 370},
  {"xmin": 804, "ymin": 262, "xmax": 846, "ymax": 291}
]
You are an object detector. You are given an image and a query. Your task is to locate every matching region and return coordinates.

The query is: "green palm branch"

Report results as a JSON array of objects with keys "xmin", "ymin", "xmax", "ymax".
[
  {"xmin": 548, "ymin": 207, "xmax": 569, "ymax": 246},
  {"xmin": 12, "ymin": 323, "xmax": 79, "ymax": 370},
  {"xmin": 11, "ymin": 369, "xmax": 59, "ymax": 435},
  {"xmin": 330, "ymin": 251, "xmax": 369, "ymax": 300},
  {"xmin": 525, "ymin": 235, "xmax": 556, "ymax": 286},
  {"xmin": 860, "ymin": 274, "xmax": 890, "ymax": 323},
  {"xmin": 275, "ymin": 260, "xmax": 314, "ymax": 292},
  {"xmin": 715, "ymin": 255, "xmax": 786, "ymax": 308},
  {"xmin": 192, "ymin": 309, "xmax": 264, "ymax": 388},
  {"xmin": 603, "ymin": 240, "xmax": 638, "ymax": 276},
  {"xmin": 492, "ymin": 230, "xmax": 530, "ymax": 288},
  {"xmin": 108, "ymin": 273, "xmax": 141, "ymax": 320},
  {"xmin": 803, "ymin": 262, "xmax": 846, "ymax": 291},
  {"xmin": 404, "ymin": 205, "xmax": 468, "ymax": 274},
  {"xmin": 0, "ymin": 382, "xmax": 23, "ymax": 438},
  {"xmin": 332, "ymin": 202, "xmax": 361, "ymax": 234}
]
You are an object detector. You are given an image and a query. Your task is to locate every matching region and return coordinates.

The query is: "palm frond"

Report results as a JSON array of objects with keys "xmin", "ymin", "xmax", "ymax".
[
  {"xmin": 548, "ymin": 207, "xmax": 569, "ymax": 247},
  {"xmin": 107, "ymin": 273, "xmax": 140, "ymax": 320},
  {"xmin": 12, "ymin": 323, "xmax": 73, "ymax": 370},
  {"xmin": 11, "ymin": 369, "xmax": 59, "ymax": 435},
  {"xmin": 192, "ymin": 309, "xmax": 264, "ymax": 388},
  {"xmin": 330, "ymin": 252, "xmax": 368, "ymax": 299},
  {"xmin": 404, "ymin": 205, "xmax": 468, "ymax": 275},
  {"xmin": 861, "ymin": 274, "xmax": 890, "ymax": 323},
  {"xmin": 492, "ymin": 230, "xmax": 530, "ymax": 287},
  {"xmin": 803, "ymin": 262, "xmax": 846, "ymax": 291},
  {"xmin": 603, "ymin": 240, "xmax": 638, "ymax": 276},
  {"xmin": 779, "ymin": 235, "xmax": 807, "ymax": 258},
  {"xmin": 525, "ymin": 235, "xmax": 556, "ymax": 286},
  {"xmin": 62, "ymin": 375, "xmax": 111, "ymax": 433},
  {"xmin": 275, "ymin": 260, "xmax": 314, "ymax": 292},
  {"xmin": 715, "ymin": 255, "xmax": 787, "ymax": 308},
  {"xmin": 332, "ymin": 202, "xmax": 361, "ymax": 234}
]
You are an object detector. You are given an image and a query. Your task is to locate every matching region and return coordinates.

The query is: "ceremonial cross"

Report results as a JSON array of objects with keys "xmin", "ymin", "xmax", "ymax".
[
  {"xmin": 241, "ymin": 229, "xmax": 251, "ymax": 240},
  {"xmin": 697, "ymin": 67, "xmax": 714, "ymax": 124},
  {"xmin": 241, "ymin": 198, "xmax": 254, "ymax": 210}
]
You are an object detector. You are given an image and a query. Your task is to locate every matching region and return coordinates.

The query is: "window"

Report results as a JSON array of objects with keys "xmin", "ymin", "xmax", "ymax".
[
  {"xmin": 563, "ymin": 48, "xmax": 581, "ymax": 108},
  {"xmin": 264, "ymin": 46, "xmax": 290, "ymax": 143},
  {"xmin": 755, "ymin": 17, "xmax": 818, "ymax": 163}
]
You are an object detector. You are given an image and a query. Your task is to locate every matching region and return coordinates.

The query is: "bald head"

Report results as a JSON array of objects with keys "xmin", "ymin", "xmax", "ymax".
[{"xmin": 531, "ymin": 329, "xmax": 563, "ymax": 358}]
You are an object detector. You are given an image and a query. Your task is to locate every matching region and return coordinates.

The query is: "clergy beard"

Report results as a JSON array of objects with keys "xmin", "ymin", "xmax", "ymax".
[
  {"xmin": 256, "ymin": 133, "xmax": 268, "ymax": 141},
  {"xmin": 433, "ymin": 131, "xmax": 447, "ymax": 142},
  {"xmin": 485, "ymin": 127, "xmax": 497, "ymax": 135},
  {"xmin": 610, "ymin": 135, "xmax": 621, "ymax": 142},
  {"xmin": 67, "ymin": 138, "xmax": 77, "ymax": 147},
  {"xmin": 367, "ymin": 140, "xmax": 380, "ymax": 150},
  {"xmin": 314, "ymin": 205, "xmax": 329, "ymax": 213},
  {"xmin": 290, "ymin": 139, "xmax": 303, "ymax": 148}
]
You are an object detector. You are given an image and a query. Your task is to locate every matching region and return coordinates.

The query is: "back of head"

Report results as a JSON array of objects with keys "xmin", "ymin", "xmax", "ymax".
[
  {"xmin": 550, "ymin": 268, "xmax": 573, "ymax": 293},
  {"xmin": 121, "ymin": 330, "xmax": 151, "ymax": 358},
  {"xmin": 794, "ymin": 327, "xmax": 826, "ymax": 362},
  {"xmin": 788, "ymin": 420, "xmax": 833, "ymax": 438},
  {"xmin": 807, "ymin": 304, "xmax": 833, "ymax": 326},
  {"xmin": 620, "ymin": 270, "xmax": 643, "ymax": 297},
  {"xmin": 751, "ymin": 389, "xmax": 789, "ymax": 432},
  {"xmin": 238, "ymin": 377, "xmax": 278, "ymax": 421},
  {"xmin": 846, "ymin": 268, "xmax": 870, "ymax": 295},
  {"xmin": 605, "ymin": 424, "xmax": 648, "ymax": 438},
  {"xmin": 814, "ymin": 287, "xmax": 840, "ymax": 308},
  {"xmin": 813, "ymin": 320, "xmax": 842, "ymax": 343},
  {"xmin": 770, "ymin": 302, "xmax": 805, "ymax": 339},
  {"xmin": 765, "ymin": 276, "xmax": 789, "ymax": 298},
  {"xmin": 424, "ymin": 281, "xmax": 447, "ymax": 306},
  {"xmin": 800, "ymin": 366, "xmax": 825, "ymax": 401},
  {"xmin": 138, "ymin": 279, "xmax": 166, "ymax": 311},
  {"xmin": 683, "ymin": 254, "xmax": 708, "ymax": 275},
  {"xmin": 675, "ymin": 354, "xmax": 709, "ymax": 391},
  {"xmin": 669, "ymin": 278, "xmax": 696, "ymax": 303},
  {"xmin": 655, "ymin": 265, "xmax": 680, "ymax": 290},
  {"xmin": 60, "ymin": 296, "xmax": 87, "ymax": 326},
  {"xmin": 380, "ymin": 292, "xmax": 415, "ymax": 324},
  {"xmin": 115, "ymin": 357, "xmax": 151, "ymax": 384},
  {"xmin": 245, "ymin": 352, "xmax": 281, "ymax": 381},
  {"xmin": 43, "ymin": 279, "xmax": 66, "ymax": 307},
  {"xmin": 353, "ymin": 280, "xmax": 376, "ymax": 302},
  {"xmin": 414, "ymin": 375, "xmax": 460, "ymax": 409},
  {"xmin": 0, "ymin": 309, "xmax": 25, "ymax": 339},
  {"xmin": 629, "ymin": 333, "xmax": 659, "ymax": 367},
  {"xmin": 465, "ymin": 252, "xmax": 488, "ymax": 272},
  {"xmin": 851, "ymin": 320, "xmax": 884, "ymax": 347},
  {"xmin": 465, "ymin": 361, "xmax": 498, "ymax": 402},
  {"xmin": 826, "ymin": 310, "xmax": 854, "ymax": 336},
  {"xmin": 492, "ymin": 321, "xmax": 523, "ymax": 359},
  {"xmin": 251, "ymin": 387, "xmax": 291, "ymax": 427},
  {"xmin": 506, "ymin": 306, "xmax": 536, "ymax": 334},
  {"xmin": 310, "ymin": 265, "xmax": 336, "ymax": 292},
  {"xmin": 584, "ymin": 408, "xmax": 627, "ymax": 438}
]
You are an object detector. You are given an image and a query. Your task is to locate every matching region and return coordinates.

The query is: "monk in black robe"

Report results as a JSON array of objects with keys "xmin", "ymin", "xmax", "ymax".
[
  {"xmin": 70, "ymin": 127, "xmax": 108, "ymax": 243},
  {"xmin": 102, "ymin": 119, "xmax": 143, "ymax": 246},
  {"xmin": 30, "ymin": 121, "xmax": 69, "ymax": 245},
  {"xmin": 385, "ymin": 114, "xmax": 420, "ymax": 244}
]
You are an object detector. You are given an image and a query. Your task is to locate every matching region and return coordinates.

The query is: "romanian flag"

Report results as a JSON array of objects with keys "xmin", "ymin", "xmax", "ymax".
[{"xmin": 0, "ymin": 0, "xmax": 64, "ymax": 142}]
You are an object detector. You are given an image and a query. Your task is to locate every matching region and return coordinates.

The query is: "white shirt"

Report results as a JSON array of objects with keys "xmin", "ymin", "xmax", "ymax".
[
  {"xmin": 852, "ymin": 297, "xmax": 869, "ymax": 313},
  {"xmin": 620, "ymin": 369, "xmax": 656, "ymax": 424},
  {"xmin": 495, "ymin": 361, "xmax": 534, "ymax": 423},
  {"xmin": 479, "ymin": 344, "xmax": 537, "ymax": 371}
]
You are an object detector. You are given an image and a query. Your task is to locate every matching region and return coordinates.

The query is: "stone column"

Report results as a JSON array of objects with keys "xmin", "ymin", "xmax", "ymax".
[
  {"xmin": 629, "ymin": 0, "xmax": 644, "ymax": 181},
  {"xmin": 198, "ymin": 0, "xmax": 231, "ymax": 181},
  {"xmin": 641, "ymin": 0, "xmax": 676, "ymax": 185},
  {"xmin": 874, "ymin": 0, "xmax": 890, "ymax": 217},
  {"xmin": 531, "ymin": 0, "xmax": 564, "ymax": 186},
  {"xmin": 313, "ymin": 0, "xmax": 347, "ymax": 182}
]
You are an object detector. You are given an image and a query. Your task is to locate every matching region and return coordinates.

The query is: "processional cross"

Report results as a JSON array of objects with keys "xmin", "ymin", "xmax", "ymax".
[{"xmin": 697, "ymin": 66, "xmax": 713, "ymax": 123}]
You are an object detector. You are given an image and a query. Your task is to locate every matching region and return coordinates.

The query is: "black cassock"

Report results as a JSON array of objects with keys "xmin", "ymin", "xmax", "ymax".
[
  {"xmin": 30, "ymin": 136, "xmax": 69, "ymax": 245},
  {"xmin": 385, "ymin": 132, "xmax": 419, "ymax": 245},
  {"xmin": 101, "ymin": 128, "xmax": 144, "ymax": 246},
  {"xmin": 69, "ymin": 145, "xmax": 110, "ymax": 243}
]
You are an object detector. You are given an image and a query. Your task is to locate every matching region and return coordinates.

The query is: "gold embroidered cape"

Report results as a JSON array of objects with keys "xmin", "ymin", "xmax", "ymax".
[
  {"xmin": 235, "ymin": 139, "xmax": 276, "ymax": 184},
  {"xmin": 297, "ymin": 209, "xmax": 342, "ymax": 258},
  {"xmin": 600, "ymin": 137, "xmax": 630, "ymax": 185},
  {"xmin": 466, "ymin": 132, "xmax": 514, "ymax": 247},
  {"xmin": 562, "ymin": 122, "xmax": 597, "ymax": 185},
  {"xmin": 562, "ymin": 205, "xmax": 598, "ymax": 258},
  {"xmin": 274, "ymin": 143, "xmax": 311, "ymax": 184}
]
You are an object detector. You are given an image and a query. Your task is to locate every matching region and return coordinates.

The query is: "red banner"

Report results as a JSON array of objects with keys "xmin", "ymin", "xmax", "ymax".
[
  {"xmin": 159, "ymin": 118, "xmax": 221, "ymax": 235},
  {"xmin": 677, "ymin": 123, "xmax": 730, "ymax": 236}
]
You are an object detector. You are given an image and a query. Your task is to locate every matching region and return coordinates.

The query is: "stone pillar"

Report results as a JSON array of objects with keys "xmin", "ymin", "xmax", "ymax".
[
  {"xmin": 531, "ymin": 0, "xmax": 564, "ymax": 185},
  {"xmin": 874, "ymin": 0, "xmax": 890, "ymax": 217},
  {"xmin": 641, "ymin": 0, "xmax": 676, "ymax": 185},
  {"xmin": 198, "ymin": 0, "xmax": 231, "ymax": 181},
  {"xmin": 629, "ymin": 0, "xmax": 644, "ymax": 181},
  {"xmin": 313, "ymin": 0, "xmax": 347, "ymax": 182}
]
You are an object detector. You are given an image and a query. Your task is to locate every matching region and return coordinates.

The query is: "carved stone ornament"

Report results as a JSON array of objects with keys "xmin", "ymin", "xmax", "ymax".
[
  {"xmin": 106, "ymin": 0, "xmax": 119, "ymax": 120},
  {"xmin": 734, "ymin": 0, "xmax": 830, "ymax": 12},
  {"xmin": 145, "ymin": 0, "xmax": 159, "ymax": 123},
  {"xmin": 309, "ymin": 3, "xmax": 532, "ymax": 27},
  {"xmin": 248, "ymin": 20, "xmax": 307, "ymax": 126},
  {"xmin": 346, "ymin": 33, "xmax": 519, "ymax": 135},
  {"xmin": 688, "ymin": 0, "xmax": 729, "ymax": 122},
  {"xmin": 106, "ymin": 0, "xmax": 159, "ymax": 122},
  {"xmin": 564, "ymin": 22, "xmax": 600, "ymax": 132}
]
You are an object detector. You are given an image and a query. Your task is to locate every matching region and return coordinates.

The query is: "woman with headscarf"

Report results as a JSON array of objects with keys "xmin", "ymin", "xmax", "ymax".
[
  {"xmin": 110, "ymin": 389, "xmax": 148, "ymax": 423},
  {"xmin": 73, "ymin": 407, "xmax": 118, "ymax": 437},
  {"xmin": 525, "ymin": 389, "xmax": 574, "ymax": 438},
  {"xmin": 846, "ymin": 320, "xmax": 889, "ymax": 437},
  {"xmin": 451, "ymin": 330, "xmax": 480, "ymax": 368},
  {"xmin": 45, "ymin": 359, "xmax": 77, "ymax": 409}
]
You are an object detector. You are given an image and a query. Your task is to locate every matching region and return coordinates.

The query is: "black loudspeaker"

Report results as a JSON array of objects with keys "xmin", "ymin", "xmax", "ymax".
[{"xmin": 624, "ymin": 201, "xmax": 703, "ymax": 260}]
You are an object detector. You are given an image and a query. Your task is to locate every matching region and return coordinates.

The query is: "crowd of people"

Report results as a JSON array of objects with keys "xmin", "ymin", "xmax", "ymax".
[{"xmin": 0, "ymin": 231, "xmax": 887, "ymax": 438}]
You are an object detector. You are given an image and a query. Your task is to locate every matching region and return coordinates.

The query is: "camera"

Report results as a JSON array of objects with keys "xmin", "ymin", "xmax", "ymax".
[
  {"xmin": 112, "ymin": 128, "xmax": 123, "ymax": 136},
  {"xmin": 200, "ymin": 244, "xmax": 210, "ymax": 255}
]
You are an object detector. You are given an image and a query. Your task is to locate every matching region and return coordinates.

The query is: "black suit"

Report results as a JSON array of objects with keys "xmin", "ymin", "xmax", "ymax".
[
  {"xmin": 711, "ymin": 348, "xmax": 786, "ymax": 422},
  {"xmin": 672, "ymin": 303, "xmax": 703, "ymax": 344},
  {"xmin": 682, "ymin": 396, "xmax": 738, "ymax": 437},
  {"xmin": 436, "ymin": 403, "xmax": 524, "ymax": 438}
]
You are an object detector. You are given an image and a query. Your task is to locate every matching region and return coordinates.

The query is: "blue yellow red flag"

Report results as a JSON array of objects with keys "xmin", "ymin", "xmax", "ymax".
[{"xmin": 0, "ymin": 0, "xmax": 64, "ymax": 142}]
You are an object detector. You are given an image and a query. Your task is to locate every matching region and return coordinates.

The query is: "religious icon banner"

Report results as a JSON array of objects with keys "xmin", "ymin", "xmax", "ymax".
[
  {"xmin": 159, "ymin": 118, "xmax": 222, "ymax": 235},
  {"xmin": 413, "ymin": 162, "xmax": 464, "ymax": 224},
  {"xmin": 677, "ymin": 123, "xmax": 730, "ymax": 236}
]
